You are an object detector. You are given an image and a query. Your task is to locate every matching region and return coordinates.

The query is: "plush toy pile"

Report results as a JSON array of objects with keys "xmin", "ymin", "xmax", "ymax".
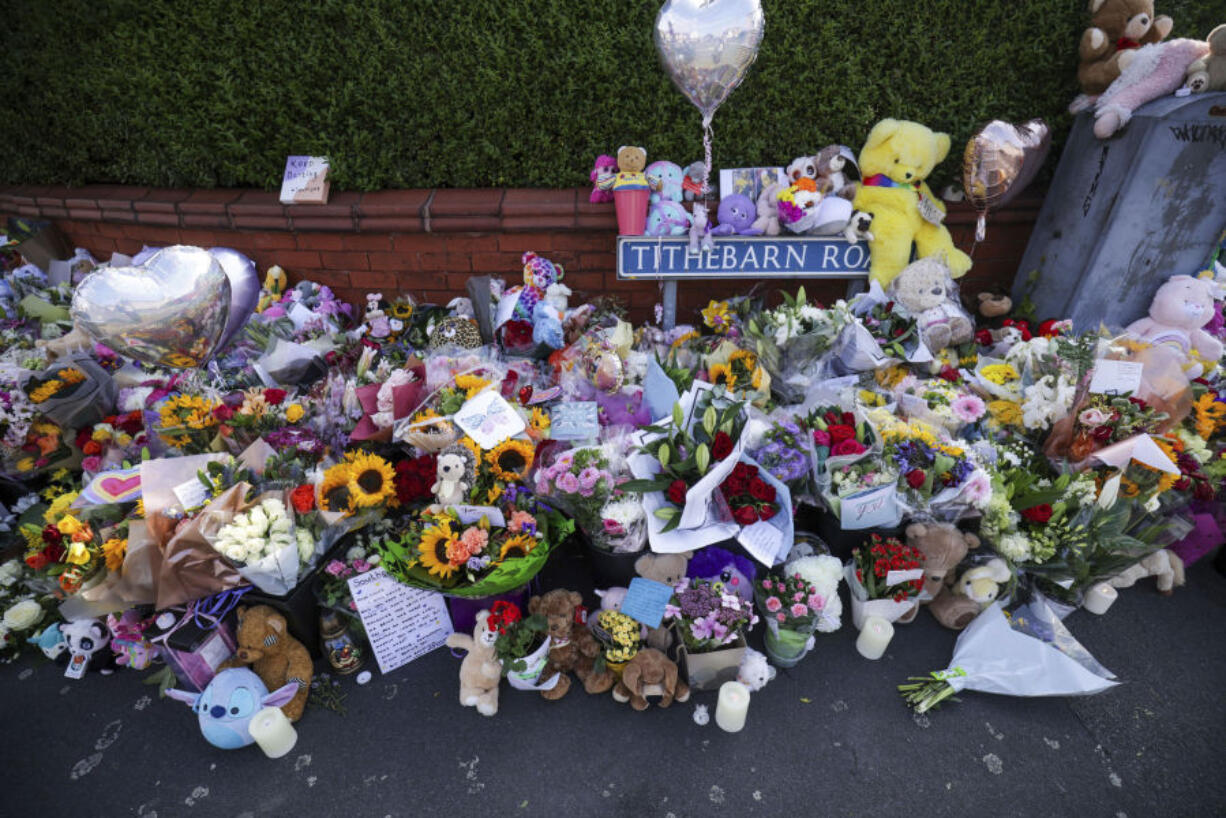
[{"xmin": 1, "ymin": 117, "xmax": 1225, "ymax": 738}]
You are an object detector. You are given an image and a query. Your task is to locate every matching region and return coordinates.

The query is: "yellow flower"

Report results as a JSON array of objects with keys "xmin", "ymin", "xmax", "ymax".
[
  {"xmin": 702, "ymin": 300, "xmax": 731, "ymax": 335},
  {"xmin": 65, "ymin": 541, "xmax": 92, "ymax": 566},
  {"xmin": 29, "ymin": 379, "xmax": 64, "ymax": 403},
  {"xmin": 454, "ymin": 374, "xmax": 491, "ymax": 400},
  {"xmin": 285, "ymin": 404, "xmax": 305, "ymax": 424},
  {"xmin": 103, "ymin": 538, "xmax": 127, "ymax": 572},
  {"xmin": 981, "ymin": 364, "xmax": 1020, "ymax": 385},
  {"xmin": 487, "ymin": 439, "xmax": 534, "ymax": 481}
]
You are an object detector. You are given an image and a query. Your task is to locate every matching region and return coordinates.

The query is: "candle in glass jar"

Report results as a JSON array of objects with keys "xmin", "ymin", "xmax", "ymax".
[
  {"xmin": 715, "ymin": 681, "xmax": 750, "ymax": 733},
  {"xmin": 1083, "ymin": 583, "xmax": 1118, "ymax": 615},
  {"xmin": 855, "ymin": 615, "xmax": 894, "ymax": 660},
  {"xmin": 249, "ymin": 706, "xmax": 298, "ymax": 759}
]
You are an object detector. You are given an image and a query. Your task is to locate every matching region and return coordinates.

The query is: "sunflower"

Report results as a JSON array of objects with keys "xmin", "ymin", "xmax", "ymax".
[
  {"xmin": 454, "ymin": 373, "xmax": 492, "ymax": 400},
  {"xmin": 418, "ymin": 519, "xmax": 460, "ymax": 579},
  {"xmin": 319, "ymin": 463, "xmax": 354, "ymax": 513},
  {"xmin": 708, "ymin": 363, "xmax": 736, "ymax": 389},
  {"xmin": 346, "ymin": 452, "xmax": 396, "ymax": 508},
  {"xmin": 487, "ymin": 439, "xmax": 534, "ymax": 481},
  {"xmin": 497, "ymin": 533, "xmax": 536, "ymax": 562}
]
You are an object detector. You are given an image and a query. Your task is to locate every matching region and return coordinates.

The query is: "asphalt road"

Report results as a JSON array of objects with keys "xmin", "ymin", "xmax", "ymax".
[{"xmin": 2, "ymin": 543, "xmax": 1223, "ymax": 818}]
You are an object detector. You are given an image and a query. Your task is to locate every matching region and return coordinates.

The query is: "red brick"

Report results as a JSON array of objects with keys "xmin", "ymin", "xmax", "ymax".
[
  {"xmin": 350, "ymin": 270, "xmax": 398, "ymax": 290},
  {"xmin": 443, "ymin": 235, "xmax": 499, "ymax": 253},
  {"xmin": 294, "ymin": 233, "xmax": 346, "ymax": 251},
  {"xmin": 66, "ymin": 207, "xmax": 101, "ymax": 220},
  {"xmin": 356, "ymin": 189, "xmax": 430, "ymax": 218},
  {"xmin": 497, "ymin": 233, "xmax": 555, "ymax": 252},
  {"xmin": 232, "ymin": 215, "xmax": 291, "ymax": 230},
  {"xmin": 357, "ymin": 217, "xmax": 423, "ymax": 233},
  {"xmin": 319, "ymin": 251, "xmax": 370, "ymax": 270},
  {"xmin": 430, "ymin": 216, "xmax": 500, "ymax": 232},
  {"xmin": 429, "ymin": 189, "xmax": 502, "ymax": 218},
  {"xmin": 501, "ymin": 188, "xmax": 577, "ymax": 218},
  {"xmin": 292, "ymin": 216, "xmax": 357, "ymax": 232},
  {"xmin": 181, "ymin": 213, "xmax": 230, "ymax": 229},
  {"xmin": 340, "ymin": 234, "xmax": 393, "ymax": 251},
  {"xmin": 368, "ymin": 253, "xmax": 417, "ymax": 272},
  {"xmin": 273, "ymin": 250, "xmax": 322, "ymax": 269},
  {"xmin": 392, "ymin": 234, "xmax": 443, "ymax": 252}
]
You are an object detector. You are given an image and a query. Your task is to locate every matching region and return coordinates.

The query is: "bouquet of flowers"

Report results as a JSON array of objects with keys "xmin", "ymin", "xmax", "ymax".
[
  {"xmin": 843, "ymin": 533, "xmax": 926, "ymax": 628},
  {"xmin": 744, "ymin": 288, "xmax": 852, "ymax": 403},
  {"xmin": 664, "ymin": 578, "xmax": 758, "ymax": 654}
]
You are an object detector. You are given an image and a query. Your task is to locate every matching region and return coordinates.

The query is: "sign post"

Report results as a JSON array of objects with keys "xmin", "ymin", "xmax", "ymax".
[{"xmin": 617, "ymin": 236, "xmax": 871, "ymax": 329}]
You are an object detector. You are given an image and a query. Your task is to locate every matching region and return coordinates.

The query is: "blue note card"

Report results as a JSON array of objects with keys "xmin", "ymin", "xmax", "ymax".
[
  {"xmin": 620, "ymin": 577, "xmax": 675, "ymax": 629},
  {"xmin": 643, "ymin": 358, "xmax": 681, "ymax": 423},
  {"xmin": 550, "ymin": 401, "xmax": 599, "ymax": 440}
]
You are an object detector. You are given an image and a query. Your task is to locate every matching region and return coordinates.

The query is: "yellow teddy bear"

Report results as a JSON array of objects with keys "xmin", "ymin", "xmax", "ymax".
[{"xmin": 851, "ymin": 119, "xmax": 972, "ymax": 289}]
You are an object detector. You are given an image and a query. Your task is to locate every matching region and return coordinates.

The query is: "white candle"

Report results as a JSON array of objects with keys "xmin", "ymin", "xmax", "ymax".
[
  {"xmin": 715, "ymin": 681, "xmax": 750, "ymax": 733},
  {"xmin": 1083, "ymin": 583, "xmax": 1118, "ymax": 615},
  {"xmin": 855, "ymin": 616, "xmax": 894, "ymax": 660},
  {"xmin": 249, "ymin": 706, "xmax": 298, "ymax": 759}
]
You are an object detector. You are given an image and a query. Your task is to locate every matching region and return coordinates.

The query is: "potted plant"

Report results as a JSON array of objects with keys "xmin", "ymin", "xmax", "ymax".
[
  {"xmin": 845, "ymin": 534, "xmax": 926, "ymax": 629},
  {"xmin": 664, "ymin": 578, "xmax": 757, "ymax": 691}
]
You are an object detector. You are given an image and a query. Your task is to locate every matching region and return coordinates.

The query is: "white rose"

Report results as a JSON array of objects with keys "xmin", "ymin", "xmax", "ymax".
[{"xmin": 2, "ymin": 599, "xmax": 43, "ymax": 631}]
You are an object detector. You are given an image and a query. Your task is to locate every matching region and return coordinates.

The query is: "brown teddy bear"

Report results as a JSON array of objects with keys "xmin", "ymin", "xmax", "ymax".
[
  {"xmin": 443, "ymin": 609, "xmax": 501, "ymax": 717},
  {"xmin": 221, "ymin": 605, "xmax": 313, "ymax": 722},
  {"xmin": 905, "ymin": 522, "xmax": 980, "ymax": 600},
  {"xmin": 527, "ymin": 589, "xmax": 614, "ymax": 701},
  {"xmin": 1077, "ymin": 0, "xmax": 1173, "ymax": 97},
  {"xmin": 633, "ymin": 552, "xmax": 691, "ymax": 651},
  {"xmin": 1186, "ymin": 24, "xmax": 1226, "ymax": 93},
  {"xmin": 612, "ymin": 648, "xmax": 690, "ymax": 711}
]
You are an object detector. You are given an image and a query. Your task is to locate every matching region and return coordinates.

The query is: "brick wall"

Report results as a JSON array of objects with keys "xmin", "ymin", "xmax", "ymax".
[{"xmin": 0, "ymin": 185, "xmax": 1041, "ymax": 322}]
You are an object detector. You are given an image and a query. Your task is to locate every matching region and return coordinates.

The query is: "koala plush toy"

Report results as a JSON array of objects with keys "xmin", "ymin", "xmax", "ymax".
[{"xmin": 888, "ymin": 256, "xmax": 974, "ymax": 352}]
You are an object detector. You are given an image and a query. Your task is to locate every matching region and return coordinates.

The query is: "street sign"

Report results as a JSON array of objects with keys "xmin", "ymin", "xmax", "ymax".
[{"xmin": 617, "ymin": 235, "xmax": 871, "ymax": 280}]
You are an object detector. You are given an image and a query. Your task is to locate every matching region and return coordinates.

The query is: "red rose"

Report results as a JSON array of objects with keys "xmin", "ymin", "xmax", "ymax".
[
  {"xmin": 832, "ymin": 439, "xmax": 866, "ymax": 456},
  {"xmin": 749, "ymin": 477, "xmax": 776, "ymax": 503},
  {"xmin": 290, "ymin": 485, "xmax": 316, "ymax": 514},
  {"xmin": 666, "ymin": 479, "xmax": 688, "ymax": 505},
  {"xmin": 213, "ymin": 404, "xmax": 235, "ymax": 421},
  {"xmin": 711, "ymin": 431, "xmax": 733, "ymax": 461},
  {"xmin": 733, "ymin": 505, "xmax": 759, "ymax": 525},
  {"xmin": 905, "ymin": 469, "xmax": 926, "ymax": 489},
  {"xmin": 828, "ymin": 424, "xmax": 855, "ymax": 444},
  {"xmin": 1021, "ymin": 504, "xmax": 1052, "ymax": 524},
  {"xmin": 263, "ymin": 388, "xmax": 288, "ymax": 405},
  {"xmin": 758, "ymin": 504, "xmax": 777, "ymax": 521},
  {"xmin": 975, "ymin": 329, "xmax": 993, "ymax": 346}
]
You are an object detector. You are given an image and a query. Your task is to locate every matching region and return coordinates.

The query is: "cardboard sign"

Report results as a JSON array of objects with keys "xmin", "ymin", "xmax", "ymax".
[
  {"xmin": 348, "ymin": 568, "xmax": 452, "ymax": 675},
  {"xmin": 619, "ymin": 578, "xmax": 675, "ymax": 629},
  {"xmin": 454, "ymin": 391, "xmax": 525, "ymax": 450},
  {"xmin": 550, "ymin": 401, "xmax": 599, "ymax": 440},
  {"xmin": 279, "ymin": 156, "xmax": 331, "ymax": 205},
  {"xmin": 1089, "ymin": 360, "xmax": 1143, "ymax": 396}
]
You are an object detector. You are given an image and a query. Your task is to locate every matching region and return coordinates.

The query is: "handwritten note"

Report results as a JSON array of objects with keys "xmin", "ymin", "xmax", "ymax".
[
  {"xmin": 1089, "ymin": 360, "xmax": 1143, "ymax": 396},
  {"xmin": 839, "ymin": 484, "xmax": 900, "ymax": 530},
  {"xmin": 348, "ymin": 568, "xmax": 453, "ymax": 674},
  {"xmin": 619, "ymin": 578, "xmax": 675, "ymax": 629},
  {"xmin": 550, "ymin": 401, "xmax": 599, "ymax": 440},
  {"xmin": 279, "ymin": 156, "xmax": 331, "ymax": 205}
]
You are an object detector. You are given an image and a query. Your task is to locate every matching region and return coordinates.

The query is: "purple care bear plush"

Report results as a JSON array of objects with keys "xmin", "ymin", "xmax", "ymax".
[
  {"xmin": 710, "ymin": 194, "xmax": 763, "ymax": 236},
  {"xmin": 687, "ymin": 545, "xmax": 757, "ymax": 603},
  {"xmin": 646, "ymin": 161, "xmax": 685, "ymax": 205},
  {"xmin": 589, "ymin": 154, "xmax": 618, "ymax": 204},
  {"xmin": 509, "ymin": 251, "xmax": 565, "ymax": 323}
]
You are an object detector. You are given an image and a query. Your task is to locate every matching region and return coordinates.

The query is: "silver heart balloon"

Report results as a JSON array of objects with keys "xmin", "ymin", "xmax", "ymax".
[
  {"xmin": 71, "ymin": 245, "xmax": 231, "ymax": 368},
  {"xmin": 209, "ymin": 246, "xmax": 260, "ymax": 353},
  {"xmin": 655, "ymin": 0, "xmax": 765, "ymax": 126}
]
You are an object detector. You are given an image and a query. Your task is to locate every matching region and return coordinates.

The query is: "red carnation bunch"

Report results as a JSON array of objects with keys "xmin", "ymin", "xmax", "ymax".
[{"xmin": 720, "ymin": 462, "xmax": 779, "ymax": 526}]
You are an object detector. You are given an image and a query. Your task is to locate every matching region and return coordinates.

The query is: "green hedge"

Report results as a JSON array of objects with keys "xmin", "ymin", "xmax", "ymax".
[{"xmin": 2, "ymin": 0, "xmax": 1221, "ymax": 191}]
